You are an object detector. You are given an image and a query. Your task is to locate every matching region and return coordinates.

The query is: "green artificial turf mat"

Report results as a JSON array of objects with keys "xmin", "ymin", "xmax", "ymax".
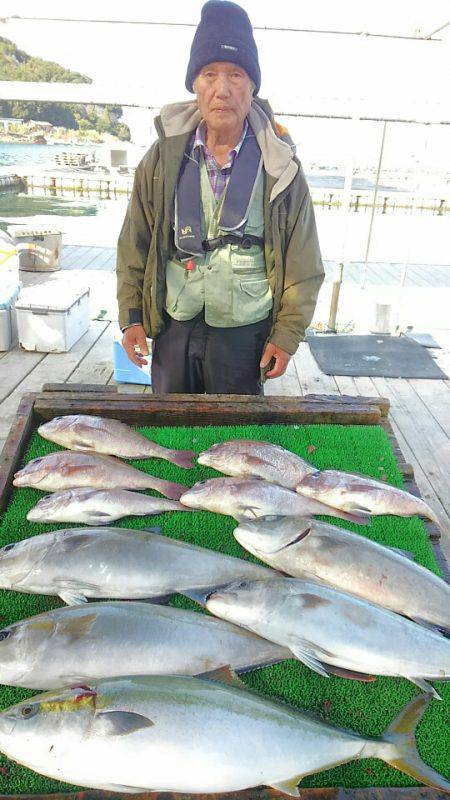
[{"xmin": 0, "ymin": 422, "xmax": 448, "ymax": 795}]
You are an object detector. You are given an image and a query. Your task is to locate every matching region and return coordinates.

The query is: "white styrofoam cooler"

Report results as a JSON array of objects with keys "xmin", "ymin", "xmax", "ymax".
[
  {"xmin": 0, "ymin": 282, "xmax": 21, "ymax": 351},
  {"xmin": 15, "ymin": 284, "xmax": 90, "ymax": 352},
  {"xmin": 10, "ymin": 226, "xmax": 62, "ymax": 272}
]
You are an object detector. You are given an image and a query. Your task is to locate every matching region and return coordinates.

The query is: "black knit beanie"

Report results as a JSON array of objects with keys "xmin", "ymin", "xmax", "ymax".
[{"xmin": 185, "ymin": 1, "xmax": 261, "ymax": 94}]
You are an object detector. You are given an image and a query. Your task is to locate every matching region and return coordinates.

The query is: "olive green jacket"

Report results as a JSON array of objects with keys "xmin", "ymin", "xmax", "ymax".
[{"xmin": 116, "ymin": 97, "xmax": 324, "ymax": 356}]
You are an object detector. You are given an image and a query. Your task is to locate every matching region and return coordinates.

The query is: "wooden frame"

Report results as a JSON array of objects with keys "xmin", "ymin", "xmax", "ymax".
[{"xmin": 0, "ymin": 386, "xmax": 448, "ymax": 800}]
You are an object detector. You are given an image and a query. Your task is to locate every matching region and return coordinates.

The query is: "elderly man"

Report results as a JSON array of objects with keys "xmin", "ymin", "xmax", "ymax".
[{"xmin": 117, "ymin": 0, "xmax": 324, "ymax": 394}]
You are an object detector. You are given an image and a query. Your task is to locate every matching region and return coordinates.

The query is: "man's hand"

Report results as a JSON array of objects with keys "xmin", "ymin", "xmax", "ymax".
[
  {"xmin": 260, "ymin": 342, "xmax": 291, "ymax": 379},
  {"xmin": 122, "ymin": 325, "xmax": 149, "ymax": 367}
]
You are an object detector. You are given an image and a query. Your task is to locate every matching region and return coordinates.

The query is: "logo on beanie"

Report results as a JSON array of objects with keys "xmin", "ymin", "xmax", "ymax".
[{"xmin": 221, "ymin": 44, "xmax": 238, "ymax": 51}]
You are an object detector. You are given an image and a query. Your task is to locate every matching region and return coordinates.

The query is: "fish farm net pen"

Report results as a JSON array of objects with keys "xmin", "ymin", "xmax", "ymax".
[{"xmin": 0, "ymin": 422, "xmax": 448, "ymax": 794}]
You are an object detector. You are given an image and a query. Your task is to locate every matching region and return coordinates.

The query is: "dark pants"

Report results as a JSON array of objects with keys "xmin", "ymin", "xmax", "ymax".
[{"xmin": 151, "ymin": 311, "xmax": 271, "ymax": 394}]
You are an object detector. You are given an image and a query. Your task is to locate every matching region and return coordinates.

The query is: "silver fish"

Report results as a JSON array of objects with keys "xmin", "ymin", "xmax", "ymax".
[
  {"xmin": 205, "ymin": 578, "xmax": 450, "ymax": 697},
  {"xmin": 13, "ymin": 451, "xmax": 186, "ymax": 500},
  {"xmin": 38, "ymin": 415, "xmax": 195, "ymax": 468},
  {"xmin": 180, "ymin": 477, "xmax": 370, "ymax": 526},
  {"xmin": 234, "ymin": 516, "xmax": 450, "ymax": 631},
  {"xmin": 296, "ymin": 470, "xmax": 440, "ymax": 524},
  {"xmin": 0, "ymin": 602, "xmax": 288, "ymax": 689},
  {"xmin": 0, "ymin": 527, "xmax": 274, "ymax": 605},
  {"xmin": 0, "ymin": 673, "xmax": 448, "ymax": 795},
  {"xmin": 27, "ymin": 488, "xmax": 192, "ymax": 525},
  {"xmin": 198, "ymin": 439, "xmax": 316, "ymax": 488}
]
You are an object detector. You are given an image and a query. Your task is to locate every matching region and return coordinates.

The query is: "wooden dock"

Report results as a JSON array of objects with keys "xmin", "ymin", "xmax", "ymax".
[{"xmin": 1, "ymin": 243, "xmax": 449, "ymax": 560}]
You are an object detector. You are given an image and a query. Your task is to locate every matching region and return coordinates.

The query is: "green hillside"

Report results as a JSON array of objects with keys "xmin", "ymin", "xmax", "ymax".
[{"xmin": 0, "ymin": 37, "xmax": 130, "ymax": 139}]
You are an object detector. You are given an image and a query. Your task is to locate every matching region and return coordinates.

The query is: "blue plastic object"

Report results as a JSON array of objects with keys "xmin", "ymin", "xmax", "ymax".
[
  {"xmin": 113, "ymin": 341, "xmax": 152, "ymax": 386},
  {"xmin": 0, "ymin": 282, "xmax": 21, "ymax": 310}
]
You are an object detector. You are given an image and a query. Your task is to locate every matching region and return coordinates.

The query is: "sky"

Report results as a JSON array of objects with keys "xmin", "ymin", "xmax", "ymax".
[{"xmin": 1, "ymin": 0, "xmax": 449, "ymax": 166}]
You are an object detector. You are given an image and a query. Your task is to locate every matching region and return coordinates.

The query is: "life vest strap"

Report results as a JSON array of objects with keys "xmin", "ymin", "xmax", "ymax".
[{"xmin": 202, "ymin": 233, "xmax": 264, "ymax": 252}]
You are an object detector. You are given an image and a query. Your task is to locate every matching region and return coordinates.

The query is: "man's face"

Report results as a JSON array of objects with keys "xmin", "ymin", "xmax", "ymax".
[{"xmin": 194, "ymin": 61, "xmax": 253, "ymax": 134}]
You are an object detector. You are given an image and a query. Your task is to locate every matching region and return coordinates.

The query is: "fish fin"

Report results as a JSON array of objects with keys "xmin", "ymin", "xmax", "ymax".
[
  {"xmin": 268, "ymin": 777, "xmax": 301, "ymax": 796},
  {"xmin": 87, "ymin": 514, "xmax": 113, "ymax": 526},
  {"xmin": 143, "ymin": 526, "xmax": 162, "ymax": 534},
  {"xmin": 235, "ymin": 505, "xmax": 261, "ymax": 520},
  {"xmin": 235, "ymin": 654, "xmax": 290, "ymax": 674},
  {"xmin": 91, "ymin": 710, "xmax": 154, "ymax": 737},
  {"xmin": 168, "ymin": 450, "xmax": 196, "ymax": 469},
  {"xmin": 196, "ymin": 665, "xmax": 247, "ymax": 689},
  {"xmin": 58, "ymin": 576, "xmax": 99, "ymax": 605},
  {"xmin": 386, "ymin": 545, "xmax": 415, "ymax": 561},
  {"xmin": 407, "ymin": 677, "xmax": 441, "ymax": 700},
  {"xmin": 346, "ymin": 504, "xmax": 374, "ymax": 514},
  {"xmin": 325, "ymin": 665, "xmax": 377, "ymax": 683},
  {"xmin": 381, "ymin": 692, "xmax": 450, "ymax": 791},
  {"xmin": 179, "ymin": 587, "xmax": 211, "ymax": 607},
  {"xmin": 419, "ymin": 503, "xmax": 441, "ymax": 526},
  {"xmin": 289, "ymin": 641, "xmax": 331, "ymax": 678},
  {"xmin": 57, "ymin": 612, "xmax": 97, "ymax": 640},
  {"xmin": 236, "ymin": 454, "xmax": 267, "ymax": 475},
  {"xmin": 59, "ymin": 590, "xmax": 88, "ymax": 606},
  {"xmin": 71, "ymin": 438, "xmax": 95, "ymax": 451},
  {"xmin": 335, "ymin": 509, "xmax": 371, "ymax": 526},
  {"xmin": 139, "ymin": 594, "xmax": 174, "ymax": 605},
  {"xmin": 279, "ymin": 526, "xmax": 313, "ymax": 551},
  {"xmin": 154, "ymin": 480, "xmax": 186, "ymax": 501}
]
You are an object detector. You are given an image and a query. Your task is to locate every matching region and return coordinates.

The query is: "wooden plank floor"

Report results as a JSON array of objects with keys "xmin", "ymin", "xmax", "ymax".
[
  {"xmin": 1, "ymin": 246, "xmax": 449, "ymax": 562},
  {"xmin": 57, "ymin": 245, "xmax": 450, "ymax": 287}
]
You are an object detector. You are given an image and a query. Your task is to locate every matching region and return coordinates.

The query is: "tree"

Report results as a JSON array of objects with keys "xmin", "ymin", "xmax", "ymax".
[{"xmin": 0, "ymin": 37, "xmax": 130, "ymax": 139}]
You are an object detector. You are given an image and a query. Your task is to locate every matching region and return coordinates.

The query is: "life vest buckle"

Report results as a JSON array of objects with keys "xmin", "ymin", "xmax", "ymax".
[{"xmin": 201, "ymin": 234, "xmax": 264, "ymax": 253}]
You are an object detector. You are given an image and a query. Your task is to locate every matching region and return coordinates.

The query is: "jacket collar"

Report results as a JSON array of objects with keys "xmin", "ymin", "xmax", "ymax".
[{"xmin": 157, "ymin": 97, "xmax": 298, "ymax": 203}]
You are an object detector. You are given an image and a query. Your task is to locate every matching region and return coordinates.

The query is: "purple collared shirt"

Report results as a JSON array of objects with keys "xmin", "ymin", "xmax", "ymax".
[{"xmin": 192, "ymin": 119, "xmax": 248, "ymax": 202}]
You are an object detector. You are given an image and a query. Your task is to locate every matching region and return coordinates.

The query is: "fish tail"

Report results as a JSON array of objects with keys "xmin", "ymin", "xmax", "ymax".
[
  {"xmin": 379, "ymin": 692, "xmax": 450, "ymax": 792},
  {"xmin": 422, "ymin": 502, "xmax": 442, "ymax": 528},
  {"xmin": 167, "ymin": 449, "xmax": 196, "ymax": 470},
  {"xmin": 149, "ymin": 479, "xmax": 186, "ymax": 501}
]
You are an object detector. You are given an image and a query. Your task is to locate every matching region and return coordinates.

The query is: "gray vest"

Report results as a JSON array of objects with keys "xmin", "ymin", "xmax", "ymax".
[{"xmin": 165, "ymin": 153, "xmax": 273, "ymax": 328}]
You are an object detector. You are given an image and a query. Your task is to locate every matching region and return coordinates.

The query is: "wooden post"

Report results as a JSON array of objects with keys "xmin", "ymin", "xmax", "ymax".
[{"xmin": 327, "ymin": 262, "xmax": 344, "ymax": 332}]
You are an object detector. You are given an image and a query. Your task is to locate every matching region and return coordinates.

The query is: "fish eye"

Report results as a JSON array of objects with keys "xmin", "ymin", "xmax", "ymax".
[
  {"xmin": 0, "ymin": 630, "xmax": 11, "ymax": 642},
  {"xmin": 3, "ymin": 543, "xmax": 15, "ymax": 552},
  {"xmin": 21, "ymin": 704, "xmax": 38, "ymax": 719}
]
